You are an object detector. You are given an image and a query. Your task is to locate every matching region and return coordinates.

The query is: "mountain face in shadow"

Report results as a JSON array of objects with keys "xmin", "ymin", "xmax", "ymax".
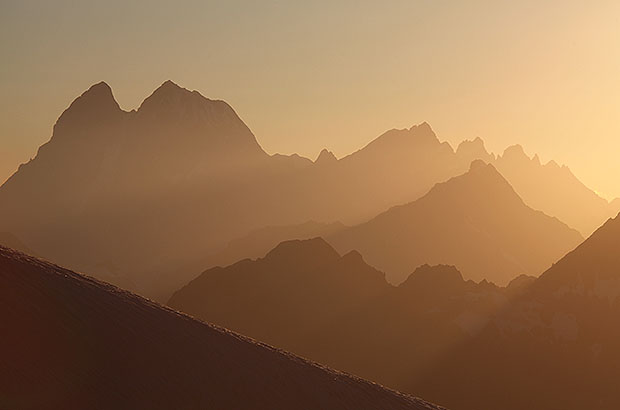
[
  {"xmin": 328, "ymin": 161, "xmax": 583, "ymax": 285},
  {"xmin": 0, "ymin": 80, "xmax": 607, "ymax": 300},
  {"xmin": 0, "ymin": 245, "xmax": 442, "ymax": 410},
  {"xmin": 407, "ymin": 213, "xmax": 620, "ymax": 410},
  {"xmin": 169, "ymin": 238, "xmax": 391, "ymax": 352},
  {"xmin": 169, "ymin": 238, "xmax": 524, "ymax": 407},
  {"xmin": 169, "ymin": 221, "xmax": 620, "ymax": 410}
]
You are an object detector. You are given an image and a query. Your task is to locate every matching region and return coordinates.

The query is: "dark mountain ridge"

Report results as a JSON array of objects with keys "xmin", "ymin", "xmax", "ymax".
[
  {"xmin": 0, "ymin": 245, "xmax": 442, "ymax": 410},
  {"xmin": 169, "ymin": 216, "xmax": 620, "ymax": 409},
  {"xmin": 169, "ymin": 238, "xmax": 515, "ymax": 407}
]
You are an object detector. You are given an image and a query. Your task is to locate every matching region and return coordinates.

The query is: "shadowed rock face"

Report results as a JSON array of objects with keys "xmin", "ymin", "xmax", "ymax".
[
  {"xmin": 0, "ymin": 245, "xmax": 443, "ymax": 410},
  {"xmin": 410, "ymin": 213, "xmax": 620, "ymax": 410},
  {"xmin": 169, "ymin": 238, "xmax": 514, "ymax": 402},
  {"xmin": 328, "ymin": 161, "xmax": 583, "ymax": 285},
  {"xmin": 170, "ymin": 238, "xmax": 393, "ymax": 351},
  {"xmin": 169, "ymin": 219, "xmax": 620, "ymax": 410}
]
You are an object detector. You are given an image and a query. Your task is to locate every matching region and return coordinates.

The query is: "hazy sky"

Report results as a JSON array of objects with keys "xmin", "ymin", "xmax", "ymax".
[{"xmin": 1, "ymin": 0, "xmax": 619, "ymax": 197}]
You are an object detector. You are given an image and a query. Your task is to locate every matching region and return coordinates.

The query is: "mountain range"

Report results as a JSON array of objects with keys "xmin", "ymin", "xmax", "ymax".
[
  {"xmin": 0, "ymin": 245, "xmax": 442, "ymax": 410},
  {"xmin": 168, "ymin": 236, "xmax": 527, "ymax": 407},
  {"xmin": 1, "ymin": 80, "xmax": 617, "ymax": 299},
  {"xmin": 169, "ymin": 212, "xmax": 620, "ymax": 409},
  {"xmin": 328, "ymin": 160, "xmax": 583, "ymax": 285}
]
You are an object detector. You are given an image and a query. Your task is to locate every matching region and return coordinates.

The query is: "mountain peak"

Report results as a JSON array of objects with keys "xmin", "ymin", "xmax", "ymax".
[
  {"xmin": 465, "ymin": 161, "xmax": 515, "ymax": 190},
  {"xmin": 421, "ymin": 160, "xmax": 521, "ymax": 213},
  {"xmin": 315, "ymin": 148, "xmax": 337, "ymax": 165},
  {"xmin": 469, "ymin": 159, "xmax": 489, "ymax": 172},
  {"xmin": 150, "ymin": 80, "xmax": 190, "ymax": 98},
  {"xmin": 88, "ymin": 81, "xmax": 113, "ymax": 94},
  {"xmin": 264, "ymin": 238, "xmax": 340, "ymax": 268},
  {"xmin": 456, "ymin": 137, "xmax": 494, "ymax": 163},
  {"xmin": 457, "ymin": 136, "xmax": 485, "ymax": 148},
  {"xmin": 137, "ymin": 80, "xmax": 211, "ymax": 115},
  {"xmin": 160, "ymin": 79, "xmax": 182, "ymax": 89},
  {"xmin": 400, "ymin": 264, "xmax": 465, "ymax": 291},
  {"xmin": 410, "ymin": 121, "xmax": 436, "ymax": 138},
  {"xmin": 55, "ymin": 81, "xmax": 121, "ymax": 129},
  {"xmin": 502, "ymin": 144, "xmax": 528, "ymax": 160},
  {"xmin": 141, "ymin": 80, "xmax": 191, "ymax": 102},
  {"xmin": 73, "ymin": 81, "xmax": 119, "ymax": 110}
]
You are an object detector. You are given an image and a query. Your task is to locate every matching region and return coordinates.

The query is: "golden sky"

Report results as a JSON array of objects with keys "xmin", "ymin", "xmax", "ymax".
[{"xmin": 1, "ymin": 0, "xmax": 619, "ymax": 198}]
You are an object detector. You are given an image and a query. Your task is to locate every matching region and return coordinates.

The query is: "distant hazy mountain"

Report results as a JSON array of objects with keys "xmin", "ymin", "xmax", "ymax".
[
  {"xmin": 170, "ymin": 238, "xmax": 392, "ymax": 352},
  {"xmin": 0, "ymin": 81, "xmax": 282, "ymax": 297},
  {"xmin": 455, "ymin": 138, "xmax": 619, "ymax": 236},
  {"xmin": 0, "ymin": 83, "xmax": 468, "ymax": 299},
  {"xmin": 206, "ymin": 220, "xmax": 345, "ymax": 268},
  {"xmin": 169, "ymin": 216, "xmax": 620, "ymax": 409},
  {"xmin": 0, "ymin": 245, "xmax": 441, "ymax": 410},
  {"xmin": 328, "ymin": 161, "xmax": 583, "ymax": 285},
  {"xmin": 0, "ymin": 80, "xmax": 609, "ymax": 299},
  {"xmin": 493, "ymin": 144, "xmax": 619, "ymax": 236},
  {"xmin": 168, "ymin": 238, "xmax": 521, "ymax": 408}
]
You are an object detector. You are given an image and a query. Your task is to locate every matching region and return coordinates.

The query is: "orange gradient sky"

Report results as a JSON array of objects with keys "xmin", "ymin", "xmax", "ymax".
[{"xmin": 1, "ymin": 0, "xmax": 619, "ymax": 198}]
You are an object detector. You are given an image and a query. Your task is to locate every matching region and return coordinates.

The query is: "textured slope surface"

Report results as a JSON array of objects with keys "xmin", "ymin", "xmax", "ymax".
[{"xmin": 0, "ymin": 246, "xmax": 442, "ymax": 410}]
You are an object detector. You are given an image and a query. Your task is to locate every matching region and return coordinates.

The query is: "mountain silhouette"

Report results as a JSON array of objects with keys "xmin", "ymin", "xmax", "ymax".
[
  {"xmin": 169, "ymin": 238, "xmax": 391, "ymax": 352},
  {"xmin": 328, "ymin": 160, "xmax": 583, "ymax": 285},
  {"xmin": 0, "ymin": 245, "xmax": 442, "ymax": 410},
  {"xmin": 407, "ymin": 212, "xmax": 620, "ymax": 409},
  {"xmin": 203, "ymin": 220, "xmax": 345, "ymax": 269},
  {"xmin": 492, "ymin": 144, "xmax": 619, "ymax": 236},
  {"xmin": 0, "ymin": 80, "xmax": 607, "ymax": 300},
  {"xmin": 0, "ymin": 81, "xmax": 293, "ymax": 298},
  {"xmin": 168, "ymin": 238, "xmax": 516, "ymax": 407},
  {"xmin": 0, "ymin": 84, "xmax": 471, "ymax": 299},
  {"xmin": 169, "ymin": 216, "xmax": 620, "ymax": 409}
]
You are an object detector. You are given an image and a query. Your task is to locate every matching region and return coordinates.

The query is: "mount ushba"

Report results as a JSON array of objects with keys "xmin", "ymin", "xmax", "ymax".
[{"xmin": 0, "ymin": 81, "xmax": 616, "ymax": 299}]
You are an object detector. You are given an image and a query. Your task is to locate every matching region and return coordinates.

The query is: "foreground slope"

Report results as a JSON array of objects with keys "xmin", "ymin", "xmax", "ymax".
[
  {"xmin": 328, "ymin": 160, "xmax": 583, "ymax": 285},
  {"xmin": 0, "ymin": 246, "xmax": 441, "ymax": 410}
]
